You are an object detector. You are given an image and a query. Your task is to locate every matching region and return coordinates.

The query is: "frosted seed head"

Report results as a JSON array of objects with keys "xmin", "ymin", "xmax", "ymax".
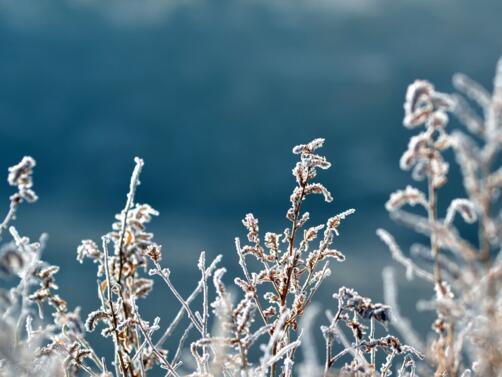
[
  {"xmin": 403, "ymin": 80, "xmax": 435, "ymax": 128},
  {"xmin": 404, "ymin": 80, "xmax": 453, "ymax": 128},
  {"xmin": 292, "ymin": 138, "xmax": 325, "ymax": 155},
  {"xmin": 8, "ymin": 156, "xmax": 36, "ymax": 188}
]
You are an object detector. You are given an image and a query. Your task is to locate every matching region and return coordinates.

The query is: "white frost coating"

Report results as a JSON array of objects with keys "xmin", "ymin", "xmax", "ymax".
[
  {"xmin": 386, "ymin": 185, "xmax": 427, "ymax": 212},
  {"xmin": 445, "ymin": 198, "xmax": 477, "ymax": 225}
]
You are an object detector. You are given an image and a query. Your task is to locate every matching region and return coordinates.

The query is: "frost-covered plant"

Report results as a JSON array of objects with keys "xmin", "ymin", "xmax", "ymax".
[
  {"xmin": 4, "ymin": 57, "xmax": 502, "ymax": 377},
  {"xmin": 76, "ymin": 139, "xmax": 416, "ymax": 377},
  {"xmin": 378, "ymin": 57, "xmax": 502, "ymax": 377},
  {"xmin": 0, "ymin": 138, "xmax": 420, "ymax": 377},
  {"xmin": 207, "ymin": 139, "xmax": 421, "ymax": 377},
  {"xmin": 0, "ymin": 157, "xmax": 100, "ymax": 377},
  {"xmin": 321, "ymin": 287, "xmax": 421, "ymax": 377},
  {"xmin": 226, "ymin": 139, "xmax": 354, "ymax": 375}
]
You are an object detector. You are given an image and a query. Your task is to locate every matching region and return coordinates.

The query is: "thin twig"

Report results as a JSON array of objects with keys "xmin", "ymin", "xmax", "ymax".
[
  {"xmin": 102, "ymin": 237, "xmax": 128, "ymax": 377},
  {"xmin": 152, "ymin": 260, "xmax": 203, "ymax": 333},
  {"xmin": 155, "ymin": 255, "xmax": 222, "ymax": 347},
  {"xmin": 131, "ymin": 301, "xmax": 180, "ymax": 377}
]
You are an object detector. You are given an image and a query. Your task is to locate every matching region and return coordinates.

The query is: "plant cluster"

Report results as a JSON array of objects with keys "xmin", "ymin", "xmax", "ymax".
[{"xmin": 1, "ymin": 57, "xmax": 502, "ymax": 377}]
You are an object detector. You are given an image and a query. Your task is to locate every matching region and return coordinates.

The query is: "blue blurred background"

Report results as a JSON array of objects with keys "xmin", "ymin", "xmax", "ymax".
[{"xmin": 1, "ymin": 0, "xmax": 502, "ymax": 367}]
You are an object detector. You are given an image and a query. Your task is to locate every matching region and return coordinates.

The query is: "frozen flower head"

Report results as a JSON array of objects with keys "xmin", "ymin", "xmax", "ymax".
[
  {"xmin": 292, "ymin": 138, "xmax": 325, "ymax": 155},
  {"xmin": 8, "ymin": 156, "xmax": 35, "ymax": 188},
  {"xmin": 404, "ymin": 80, "xmax": 453, "ymax": 128},
  {"xmin": 290, "ymin": 138, "xmax": 333, "ymax": 210},
  {"xmin": 334, "ymin": 287, "xmax": 391, "ymax": 326},
  {"xmin": 399, "ymin": 82, "xmax": 454, "ymax": 188},
  {"xmin": 7, "ymin": 156, "xmax": 38, "ymax": 203},
  {"xmin": 76, "ymin": 240, "xmax": 101, "ymax": 264},
  {"xmin": 292, "ymin": 138, "xmax": 331, "ymax": 172},
  {"xmin": 399, "ymin": 132, "xmax": 450, "ymax": 188}
]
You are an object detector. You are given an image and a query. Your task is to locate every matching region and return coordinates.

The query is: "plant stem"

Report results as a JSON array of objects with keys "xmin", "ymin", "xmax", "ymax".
[
  {"xmin": 479, "ymin": 159, "xmax": 493, "ymax": 266},
  {"xmin": 271, "ymin": 168, "xmax": 310, "ymax": 377},
  {"xmin": 102, "ymin": 237, "xmax": 128, "ymax": 377},
  {"xmin": 370, "ymin": 317, "xmax": 376, "ymax": 372},
  {"xmin": 427, "ymin": 177, "xmax": 444, "ymax": 292}
]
